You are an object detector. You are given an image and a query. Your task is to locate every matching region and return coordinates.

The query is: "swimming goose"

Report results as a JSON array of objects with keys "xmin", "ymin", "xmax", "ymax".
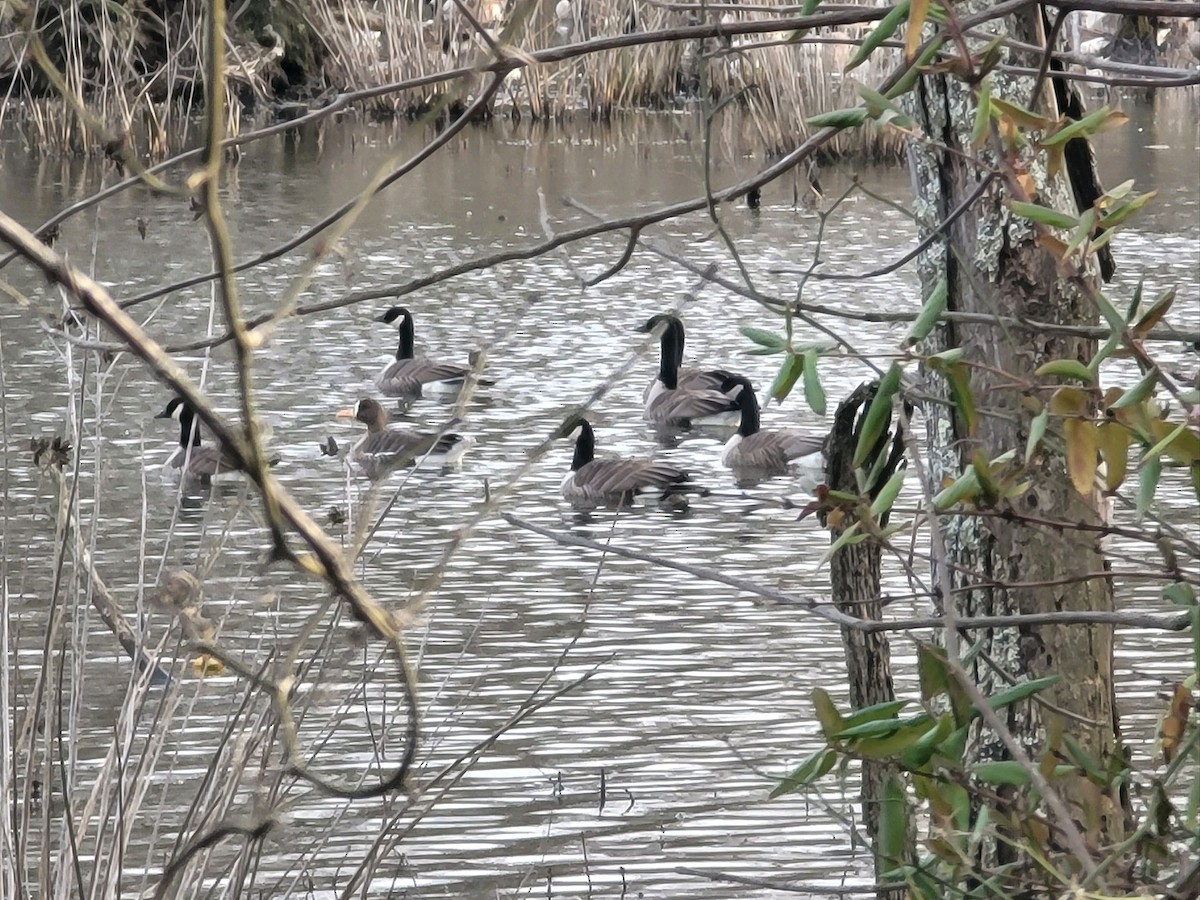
[
  {"xmin": 636, "ymin": 313, "xmax": 742, "ymax": 405},
  {"xmin": 336, "ymin": 398, "xmax": 472, "ymax": 479},
  {"xmin": 556, "ymin": 415, "xmax": 694, "ymax": 508},
  {"xmin": 155, "ymin": 396, "xmax": 243, "ymax": 485},
  {"xmin": 637, "ymin": 315, "xmax": 740, "ymax": 427},
  {"xmin": 720, "ymin": 377, "xmax": 825, "ymax": 484},
  {"xmin": 374, "ymin": 306, "xmax": 473, "ymax": 397}
]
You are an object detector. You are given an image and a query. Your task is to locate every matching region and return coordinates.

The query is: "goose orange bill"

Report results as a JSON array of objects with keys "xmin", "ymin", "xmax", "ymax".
[{"xmin": 335, "ymin": 407, "xmax": 356, "ymax": 418}]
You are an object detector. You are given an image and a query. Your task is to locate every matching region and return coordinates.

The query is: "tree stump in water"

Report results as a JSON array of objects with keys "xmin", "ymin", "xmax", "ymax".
[{"xmin": 822, "ymin": 382, "xmax": 910, "ymax": 893}]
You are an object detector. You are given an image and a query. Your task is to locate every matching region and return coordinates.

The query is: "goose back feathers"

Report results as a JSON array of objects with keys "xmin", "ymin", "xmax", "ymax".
[
  {"xmin": 637, "ymin": 314, "xmax": 738, "ymax": 404},
  {"xmin": 557, "ymin": 416, "xmax": 691, "ymax": 507},
  {"xmin": 720, "ymin": 377, "xmax": 825, "ymax": 479},
  {"xmin": 375, "ymin": 306, "xmax": 473, "ymax": 397},
  {"xmin": 337, "ymin": 398, "xmax": 471, "ymax": 479},
  {"xmin": 637, "ymin": 316, "xmax": 739, "ymax": 427},
  {"xmin": 155, "ymin": 396, "xmax": 241, "ymax": 485}
]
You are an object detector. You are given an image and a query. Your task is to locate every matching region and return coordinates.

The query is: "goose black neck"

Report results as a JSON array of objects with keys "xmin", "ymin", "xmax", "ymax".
[
  {"xmin": 178, "ymin": 406, "xmax": 202, "ymax": 448},
  {"xmin": 657, "ymin": 322, "xmax": 682, "ymax": 390},
  {"xmin": 395, "ymin": 313, "xmax": 415, "ymax": 360},
  {"xmin": 571, "ymin": 421, "xmax": 595, "ymax": 471},
  {"xmin": 671, "ymin": 319, "xmax": 687, "ymax": 372},
  {"xmin": 737, "ymin": 387, "xmax": 761, "ymax": 437}
]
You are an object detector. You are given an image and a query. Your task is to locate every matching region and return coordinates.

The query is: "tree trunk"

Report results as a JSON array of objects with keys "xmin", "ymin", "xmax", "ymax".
[
  {"xmin": 826, "ymin": 385, "xmax": 910, "ymax": 892},
  {"xmin": 905, "ymin": 0, "xmax": 1123, "ymax": 855}
]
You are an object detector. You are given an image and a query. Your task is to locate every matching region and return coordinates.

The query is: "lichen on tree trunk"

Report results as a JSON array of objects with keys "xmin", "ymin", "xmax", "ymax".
[{"xmin": 904, "ymin": 0, "xmax": 1123, "ymax": 852}]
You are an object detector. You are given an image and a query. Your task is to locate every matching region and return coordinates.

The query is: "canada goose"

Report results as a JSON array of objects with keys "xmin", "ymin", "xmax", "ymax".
[
  {"xmin": 637, "ymin": 316, "xmax": 741, "ymax": 427},
  {"xmin": 635, "ymin": 313, "xmax": 742, "ymax": 406},
  {"xmin": 720, "ymin": 377, "xmax": 825, "ymax": 484},
  {"xmin": 374, "ymin": 306, "xmax": 474, "ymax": 396},
  {"xmin": 155, "ymin": 396, "xmax": 243, "ymax": 485},
  {"xmin": 336, "ymin": 398, "xmax": 472, "ymax": 479},
  {"xmin": 555, "ymin": 415, "xmax": 695, "ymax": 508}
]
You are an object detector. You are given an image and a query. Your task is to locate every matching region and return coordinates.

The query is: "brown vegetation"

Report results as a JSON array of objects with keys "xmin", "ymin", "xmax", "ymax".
[{"xmin": 0, "ymin": 0, "xmax": 902, "ymax": 159}]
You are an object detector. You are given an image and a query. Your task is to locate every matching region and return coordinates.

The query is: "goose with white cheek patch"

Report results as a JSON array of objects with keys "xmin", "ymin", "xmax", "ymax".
[
  {"xmin": 374, "ymin": 306, "xmax": 481, "ymax": 397},
  {"xmin": 155, "ymin": 396, "xmax": 245, "ymax": 486},
  {"xmin": 637, "ymin": 316, "xmax": 740, "ymax": 427},
  {"xmin": 721, "ymin": 376, "xmax": 825, "ymax": 486},
  {"xmin": 556, "ymin": 415, "xmax": 698, "ymax": 508},
  {"xmin": 635, "ymin": 313, "xmax": 743, "ymax": 405},
  {"xmin": 336, "ymin": 398, "xmax": 472, "ymax": 479}
]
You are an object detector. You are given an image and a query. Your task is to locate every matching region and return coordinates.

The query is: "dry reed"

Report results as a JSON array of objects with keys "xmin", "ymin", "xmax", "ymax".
[{"xmin": 1, "ymin": 0, "xmax": 901, "ymax": 159}]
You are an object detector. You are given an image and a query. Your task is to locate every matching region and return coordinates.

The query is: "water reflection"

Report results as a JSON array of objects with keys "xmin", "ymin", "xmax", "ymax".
[{"xmin": 0, "ymin": 107, "xmax": 1196, "ymax": 897}]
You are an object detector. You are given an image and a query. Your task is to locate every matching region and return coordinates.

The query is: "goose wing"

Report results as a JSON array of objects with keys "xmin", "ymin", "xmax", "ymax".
[
  {"xmin": 730, "ymin": 430, "xmax": 825, "ymax": 472},
  {"xmin": 569, "ymin": 458, "xmax": 687, "ymax": 500},
  {"xmin": 642, "ymin": 367, "xmax": 743, "ymax": 404},
  {"xmin": 353, "ymin": 426, "xmax": 468, "ymax": 477},
  {"xmin": 646, "ymin": 387, "xmax": 737, "ymax": 425},
  {"xmin": 377, "ymin": 358, "xmax": 469, "ymax": 396}
]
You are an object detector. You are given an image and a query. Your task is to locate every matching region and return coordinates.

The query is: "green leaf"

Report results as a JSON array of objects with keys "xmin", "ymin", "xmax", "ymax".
[
  {"xmin": 768, "ymin": 352, "xmax": 806, "ymax": 404},
  {"xmin": 1108, "ymin": 368, "xmax": 1158, "ymax": 410},
  {"xmin": 857, "ymin": 84, "xmax": 903, "ymax": 119},
  {"xmin": 917, "ymin": 643, "xmax": 950, "ymax": 702},
  {"xmin": 802, "ymin": 349, "xmax": 826, "ymax": 416},
  {"xmin": 904, "ymin": 277, "xmax": 947, "ymax": 346},
  {"xmin": 822, "ymin": 523, "xmax": 867, "ymax": 562},
  {"xmin": 975, "ymin": 761, "xmax": 1076, "ymax": 785},
  {"xmin": 970, "ymin": 80, "xmax": 991, "ymax": 147},
  {"xmin": 807, "ymin": 107, "xmax": 870, "ymax": 129},
  {"xmin": 1136, "ymin": 457, "xmax": 1161, "ymax": 521},
  {"xmin": 1133, "ymin": 287, "xmax": 1176, "ymax": 336},
  {"xmin": 846, "ymin": 0, "xmax": 910, "ymax": 71},
  {"xmin": 1163, "ymin": 583, "xmax": 1196, "ymax": 607},
  {"xmin": 900, "ymin": 715, "xmax": 956, "ymax": 770},
  {"xmin": 843, "ymin": 698, "xmax": 910, "ymax": 728},
  {"xmin": 1041, "ymin": 106, "xmax": 1128, "ymax": 147},
  {"xmin": 869, "ymin": 468, "xmax": 906, "ymax": 519},
  {"xmin": 770, "ymin": 747, "xmax": 838, "ymax": 797},
  {"xmin": 924, "ymin": 347, "xmax": 964, "ymax": 369},
  {"xmin": 836, "ymin": 718, "xmax": 918, "ymax": 739},
  {"xmin": 812, "ymin": 687, "xmax": 844, "ymax": 737},
  {"xmin": 990, "ymin": 96, "xmax": 1050, "ymax": 130},
  {"xmin": 947, "ymin": 361, "xmax": 977, "ymax": 435},
  {"xmin": 1035, "ymin": 359, "xmax": 1095, "ymax": 383},
  {"xmin": 886, "ymin": 36, "xmax": 943, "ymax": 99},
  {"xmin": 853, "ymin": 363, "xmax": 901, "ymax": 468},
  {"xmin": 987, "ymin": 675, "xmax": 1060, "ymax": 711},
  {"xmin": 854, "ymin": 722, "xmax": 933, "ymax": 758},
  {"xmin": 941, "ymin": 727, "xmax": 969, "ymax": 768},
  {"xmin": 1025, "ymin": 407, "xmax": 1049, "ymax": 464},
  {"xmin": 1062, "ymin": 734, "xmax": 1105, "ymax": 783},
  {"xmin": 740, "ymin": 326, "xmax": 787, "ymax": 351},
  {"xmin": 878, "ymin": 776, "xmax": 908, "ymax": 877},
  {"xmin": 973, "ymin": 761, "xmax": 1033, "ymax": 786},
  {"xmin": 932, "ymin": 467, "xmax": 979, "ymax": 510},
  {"xmin": 1009, "ymin": 200, "xmax": 1079, "ymax": 230},
  {"xmin": 1097, "ymin": 190, "xmax": 1157, "ymax": 229},
  {"xmin": 1092, "ymin": 289, "xmax": 1127, "ymax": 334},
  {"xmin": 1144, "ymin": 421, "xmax": 1188, "ymax": 462}
]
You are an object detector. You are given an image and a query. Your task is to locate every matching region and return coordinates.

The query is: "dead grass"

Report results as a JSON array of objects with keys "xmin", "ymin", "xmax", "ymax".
[{"xmin": 2, "ymin": 0, "xmax": 901, "ymax": 159}]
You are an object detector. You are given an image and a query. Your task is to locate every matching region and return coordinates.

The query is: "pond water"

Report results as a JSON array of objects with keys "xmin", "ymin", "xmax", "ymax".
[{"xmin": 0, "ymin": 97, "xmax": 1197, "ymax": 899}]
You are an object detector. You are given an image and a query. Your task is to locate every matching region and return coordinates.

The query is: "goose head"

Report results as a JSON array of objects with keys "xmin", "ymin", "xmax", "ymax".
[
  {"xmin": 635, "ymin": 314, "xmax": 686, "ymax": 389},
  {"xmin": 155, "ymin": 396, "xmax": 202, "ymax": 447},
  {"xmin": 337, "ymin": 398, "xmax": 389, "ymax": 431},
  {"xmin": 554, "ymin": 414, "xmax": 595, "ymax": 470},
  {"xmin": 721, "ymin": 375, "xmax": 761, "ymax": 436},
  {"xmin": 375, "ymin": 306, "xmax": 415, "ymax": 359}
]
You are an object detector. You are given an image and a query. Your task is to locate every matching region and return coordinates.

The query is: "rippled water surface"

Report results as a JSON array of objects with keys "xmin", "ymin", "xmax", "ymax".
[{"xmin": 1, "ymin": 101, "xmax": 1197, "ymax": 898}]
